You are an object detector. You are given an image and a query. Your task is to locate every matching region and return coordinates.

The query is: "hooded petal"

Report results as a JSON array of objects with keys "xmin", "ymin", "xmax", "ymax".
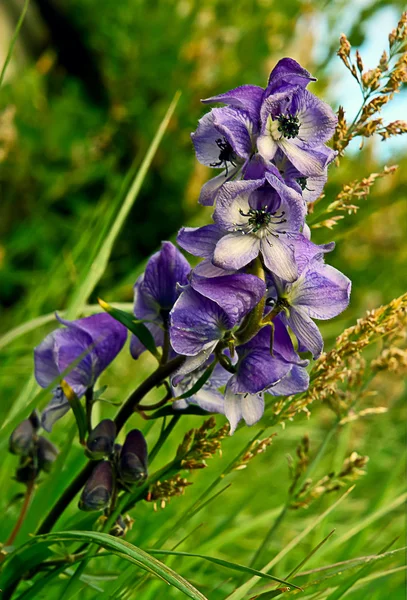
[
  {"xmin": 177, "ymin": 225, "xmax": 225, "ymax": 258},
  {"xmin": 34, "ymin": 331, "xmax": 61, "ymax": 388},
  {"xmin": 214, "ymin": 178, "xmax": 265, "ymax": 231},
  {"xmin": 213, "ymin": 233, "xmax": 260, "ymax": 271},
  {"xmin": 142, "ymin": 241, "xmax": 191, "ymax": 310},
  {"xmin": 202, "ymin": 84, "xmax": 264, "ymax": 124},
  {"xmin": 170, "ymin": 287, "xmax": 233, "ymax": 356},
  {"xmin": 212, "ymin": 107, "xmax": 254, "ymax": 159},
  {"xmin": 264, "ymin": 171, "xmax": 306, "ymax": 229},
  {"xmin": 287, "ymin": 307, "xmax": 324, "ymax": 359},
  {"xmin": 289, "ymin": 262, "xmax": 351, "ymax": 320},
  {"xmin": 55, "ymin": 313, "xmax": 127, "ymax": 380},
  {"xmin": 52, "ymin": 327, "xmax": 95, "ymax": 389},
  {"xmin": 267, "ymin": 58, "xmax": 316, "ymax": 94},
  {"xmin": 190, "ymin": 272, "xmax": 266, "ymax": 324}
]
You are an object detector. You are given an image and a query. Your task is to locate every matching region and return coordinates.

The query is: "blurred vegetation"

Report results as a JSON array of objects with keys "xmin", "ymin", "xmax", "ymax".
[{"xmin": 0, "ymin": 0, "xmax": 406, "ymax": 598}]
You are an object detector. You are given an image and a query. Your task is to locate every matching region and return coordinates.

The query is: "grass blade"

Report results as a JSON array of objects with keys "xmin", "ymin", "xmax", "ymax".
[
  {"xmin": 147, "ymin": 550, "xmax": 303, "ymax": 590},
  {"xmin": 1, "ymin": 531, "xmax": 208, "ymax": 600},
  {"xmin": 0, "ymin": 0, "xmax": 30, "ymax": 87},
  {"xmin": 225, "ymin": 486, "xmax": 355, "ymax": 600},
  {"xmin": 65, "ymin": 91, "xmax": 181, "ymax": 319}
]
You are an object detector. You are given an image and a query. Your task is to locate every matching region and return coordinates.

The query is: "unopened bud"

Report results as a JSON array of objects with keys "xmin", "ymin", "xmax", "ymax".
[
  {"xmin": 9, "ymin": 420, "xmax": 35, "ymax": 456},
  {"xmin": 15, "ymin": 460, "xmax": 38, "ymax": 484},
  {"xmin": 119, "ymin": 430, "xmax": 148, "ymax": 483},
  {"xmin": 86, "ymin": 419, "xmax": 116, "ymax": 459},
  {"xmin": 79, "ymin": 461, "xmax": 113, "ymax": 511}
]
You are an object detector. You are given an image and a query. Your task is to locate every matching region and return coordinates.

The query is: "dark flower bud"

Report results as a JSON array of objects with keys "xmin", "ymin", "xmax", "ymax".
[
  {"xmin": 119, "ymin": 430, "xmax": 148, "ymax": 483},
  {"xmin": 79, "ymin": 461, "xmax": 113, "ymax": 512},
  {"xmin": 37, "ymin": 436, "xmax": 59, "ymax": 473},
  {"xmin": 15, "ymin": 460, "xmax": 38, "ymax": 484},
  {"xmin": 86, "ymin": 419, "xmax": 116, "ymax": 459},
  {"xmin": 29, "ymin": 410, "xmax": 41, "ymax": 431},
  {"xmin": 9, "ymin": 420, "xmax": 35, "ymax": 456}
]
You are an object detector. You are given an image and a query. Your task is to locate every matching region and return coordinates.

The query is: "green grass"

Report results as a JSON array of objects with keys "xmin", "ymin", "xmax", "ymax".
[{"xmin": 0, "ymin": 0, "xmax": 406, "ymax": 598}]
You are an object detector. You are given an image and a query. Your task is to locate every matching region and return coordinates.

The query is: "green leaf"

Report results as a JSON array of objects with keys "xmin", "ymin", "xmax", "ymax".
[
  {"xmin": 65, "ymin": 90, "xmax": 181, "ymax": 319},
  {"xmin": 147, "ymin": 550, "xmax": 303, "ymax": 590},
  {"xmin": 98, "ymin": 299, "xmax": 160, "ymax": 359},
  {"xmin": 60, "ymin": 381, "xmax": 88, "ymax": 445},
  {"xmin": 174, "ymin": 361, "xmax": 216, "ymax": 400},
  {"xmin": 3, "ymin": 531, "xmax": 208, "ymax": 600}
]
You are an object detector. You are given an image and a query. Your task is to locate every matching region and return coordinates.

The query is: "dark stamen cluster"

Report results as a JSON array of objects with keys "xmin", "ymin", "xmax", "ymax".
[
  {"xmin": 296, "ymin": 176, "xmax": 308, "ymax": 190},
  {"xmin": 278, "ymin": 114, "xmax": 300, "ymax": 139},
  {"xmin": 236, "ymin": 208, "xmax": 287, "ymax": 235}
]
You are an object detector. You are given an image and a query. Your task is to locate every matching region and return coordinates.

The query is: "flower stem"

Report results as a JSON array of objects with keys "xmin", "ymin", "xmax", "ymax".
[{"xmin": 5, "ymin": 480, "xmax": 36, "ymax": 547}]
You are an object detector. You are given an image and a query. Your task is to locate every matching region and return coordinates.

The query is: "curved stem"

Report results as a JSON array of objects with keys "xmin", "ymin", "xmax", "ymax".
[
  {"xmin": 5, "ymin": 480, "xmax": 36, "ymax": 548},
  {"xmin": 36, "ymin": 355, "xmax": 185, "ymax": 536}
]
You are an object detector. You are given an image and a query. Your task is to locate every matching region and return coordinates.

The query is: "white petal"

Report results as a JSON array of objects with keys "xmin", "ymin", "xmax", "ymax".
[
  {"xmin": 213, "ymin": 234, "xmax": 260, "ymax": 270},
  {"xmin": 241, "ymin": 393, "xmax": 265, "ymax": 426}
]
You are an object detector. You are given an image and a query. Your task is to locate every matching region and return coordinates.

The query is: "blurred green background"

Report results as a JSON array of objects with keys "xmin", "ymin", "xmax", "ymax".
[{"xmin": 0, "ymin": 0, "xmax": 406, "ymax": 598}]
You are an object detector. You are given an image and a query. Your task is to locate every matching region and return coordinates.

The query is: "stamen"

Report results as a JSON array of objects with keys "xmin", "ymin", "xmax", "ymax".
[{"xmin": 278, "ymin": 114, "xmax": 300, "ymax": 139}]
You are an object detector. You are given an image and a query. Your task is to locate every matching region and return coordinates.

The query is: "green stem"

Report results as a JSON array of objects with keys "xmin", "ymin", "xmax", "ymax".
[
  {"xmin": 0, "ymin": 0, "xmax": 30, "ymax": 88},
  {"xmin": 235, "ymin": 257, "xmax": 266, "ymax": 345},
  {"xmin": 149, "ymin": 415, "xmax": 181, "ymax": 465}
]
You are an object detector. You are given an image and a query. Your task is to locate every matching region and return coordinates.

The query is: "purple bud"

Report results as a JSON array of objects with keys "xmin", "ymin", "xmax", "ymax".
[
  {"xmin": 86, "ymin": 419, "xmax": 116, "ymax": 459},
  {"xmin": 9, "ymin": 420, "xmax": 35, "ymax": 456},
  {"xmin": 37, "ymin": 436, "xmax": 59, "ymax": 473},
  {"xmin": 119, "ymin": 430, "xmax": 148, "ymax": 483},
  {"xmin": 79, "ymin": 461, "xmax": 114, "ymax": 512}
]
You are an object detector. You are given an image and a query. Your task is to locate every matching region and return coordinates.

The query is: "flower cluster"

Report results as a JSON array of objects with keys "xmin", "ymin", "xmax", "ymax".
[
  {"xmin": 169, "ymin": 58, "xmax": 351, "ymax": 432},
  {"xmin": 32, "ymin": 58, "xmax": 350, "ymax": 437}
]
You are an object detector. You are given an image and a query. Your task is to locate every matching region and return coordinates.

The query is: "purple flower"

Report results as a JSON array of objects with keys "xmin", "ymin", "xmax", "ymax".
[
  {"xmin": 212, "ymin": 176, "xmax": 306, "ymax": 280},
  {"xmin": 273, "ymin": 148, "xmax": 335, "ymax": 203},
  {"xmin": 130, "ymin": 241, "xmax": 191, "ymax": 359},
  {"xmin": 202, "ymin": 58, "xmax": 315, "ymax": 125},
  {"xmin": 169, "ymin": 272, "xmax": 266, "ymax": 371},
  {"xmin": 173, "ymin": 319, "xmax": 309, "ymax": 434},
  {"xmin": 257, "ymin": 88, "xmax": 337, "ymax": 176},
  {"xmin": 270, "ymin": 258, "xmax": 351, "ymax": 358},
  {"xmin": 34, "ymin": 313, "xmax": 127, "ymax": 431},
  {"xmin": 191, "ymin": 107, "xmax": 256, "ymax": 206}
]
